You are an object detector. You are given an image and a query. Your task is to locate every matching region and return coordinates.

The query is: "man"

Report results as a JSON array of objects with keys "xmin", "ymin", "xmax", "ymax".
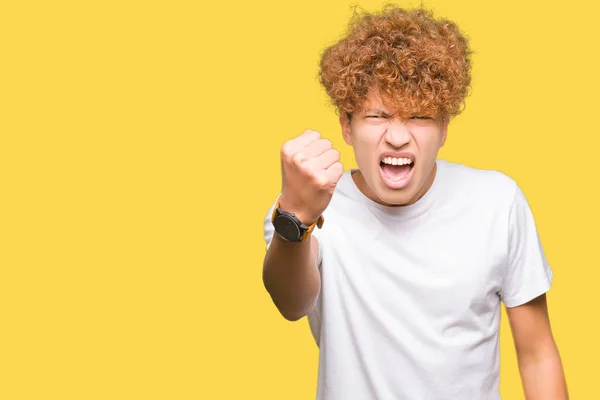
[{"xmin": 262, "ymin": 6, "xmax": 568, "ymax": 399}]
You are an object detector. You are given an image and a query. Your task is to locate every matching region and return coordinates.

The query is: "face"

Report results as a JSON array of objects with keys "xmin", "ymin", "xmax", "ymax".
[{"xmin": 340, "ymin": 89, "xmax": 448, "ymax": 207}]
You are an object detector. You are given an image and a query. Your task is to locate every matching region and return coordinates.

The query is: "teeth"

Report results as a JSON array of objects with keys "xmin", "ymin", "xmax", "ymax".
[{"xmin": 383, "ymin": 157, "xmax": 413, "ymax": 166}]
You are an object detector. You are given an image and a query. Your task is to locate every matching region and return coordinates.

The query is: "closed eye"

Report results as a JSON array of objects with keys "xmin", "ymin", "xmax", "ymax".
[{"xmin": 366, "ymin": 114, "xmax": 389, "ymax": 119}]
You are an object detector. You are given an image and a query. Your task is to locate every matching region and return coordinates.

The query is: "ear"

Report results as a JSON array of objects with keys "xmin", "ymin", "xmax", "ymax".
[
  {"xmin": 439, "ymin": 119, "xmax": 449, "ymax": 147},
  {"xmin": 340, "ymin": 113, "xmax": 353, "ymax": 146}
]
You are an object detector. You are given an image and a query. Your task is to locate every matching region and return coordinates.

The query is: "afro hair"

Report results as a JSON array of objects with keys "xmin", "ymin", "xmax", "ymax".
[{"xmin": 319, "ymin": 5, "xmax": 472, "ymax": 120}]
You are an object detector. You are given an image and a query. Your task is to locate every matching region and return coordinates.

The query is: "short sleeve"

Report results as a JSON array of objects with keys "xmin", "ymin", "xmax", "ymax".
[
  {"xmin": 263, "ymin": 195, "xmax": 279, "ymax": 251},
  {"xmin": 500, "ymin": 184, "xmax": 553, "ymax": 308}
]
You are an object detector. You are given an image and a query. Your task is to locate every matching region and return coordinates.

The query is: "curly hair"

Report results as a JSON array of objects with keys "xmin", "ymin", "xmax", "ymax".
[{"xmin": 319, "ymin": 5, "xmax": 472, "ymax": 120}]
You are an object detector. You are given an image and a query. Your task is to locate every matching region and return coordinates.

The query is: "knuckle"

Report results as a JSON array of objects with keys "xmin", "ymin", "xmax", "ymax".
[
  {"xmin": 309, "ymin": 130, "xmax": 322, "ymax": 139},
  {"xmin": 331, "ymin": 162, "xmax": 343, "ymax": 174},
  {"xmin": 303, "ymin": 159, "xmax": 315, "ymax": 173},
  {"xmin": 281, "ymin": 142, "xmax": 294, "ymax": 157},
  {"xmin": 313, "ymin": 173, "xmax": 328, "ymax": 188},
  {"xmin": 291, "ymin": 151, "xmax": 305, "ymax": 165}
]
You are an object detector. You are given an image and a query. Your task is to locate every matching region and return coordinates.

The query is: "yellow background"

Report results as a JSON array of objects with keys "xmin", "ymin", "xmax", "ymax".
[{"xmin": 1, "ymin": 0, "xmax": 597, "ymax": 398}]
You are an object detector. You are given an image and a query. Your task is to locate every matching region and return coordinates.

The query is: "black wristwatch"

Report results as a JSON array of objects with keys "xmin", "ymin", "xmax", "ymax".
[{"xmin": 271, "ymin": 200, "xmax": 324, "ymax": 242}]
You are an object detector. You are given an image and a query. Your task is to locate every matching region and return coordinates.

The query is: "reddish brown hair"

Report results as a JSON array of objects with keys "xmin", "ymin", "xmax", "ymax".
[{"xmin": 319, "ymin": 5, "xmax": 472, "ymax": 120}]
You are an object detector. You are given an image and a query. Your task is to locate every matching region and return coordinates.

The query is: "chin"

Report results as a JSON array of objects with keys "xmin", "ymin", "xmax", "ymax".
[
  {"xmin": 357, "ymin": 164, "xmax": 424, "ymax": 207},
  {"xmin": 373, "ymin": 183, "xmax": 418, "ymax": 207}
]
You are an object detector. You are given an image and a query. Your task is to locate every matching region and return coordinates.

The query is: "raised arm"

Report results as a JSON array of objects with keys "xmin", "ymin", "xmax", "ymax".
[{"xmin": 262, "ymin": 130, "xmax": 343, "ymax": 321}]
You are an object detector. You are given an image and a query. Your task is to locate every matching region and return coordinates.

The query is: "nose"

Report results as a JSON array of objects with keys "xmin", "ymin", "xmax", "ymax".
[{"xmin": 384, "ymin": 121, "xmax": 411, "ymax": 148}]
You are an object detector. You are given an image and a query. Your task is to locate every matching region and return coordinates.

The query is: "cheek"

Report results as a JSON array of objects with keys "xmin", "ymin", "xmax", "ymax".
[
  {"xmin": 354, "ymin": 127, "xmax": 383, "ymax": 146},
  {"xmin": 414, "ymin": 131, "xmax": 443, "ymax": 153},
  {"xmin": 354, "ymin": 136, "xmax": 379, "ymax": 159}
]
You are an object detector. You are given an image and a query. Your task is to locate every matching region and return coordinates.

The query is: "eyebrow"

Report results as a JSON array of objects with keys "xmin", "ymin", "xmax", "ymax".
[{"xmin": 364, "ymin": 108, "xmax": 391, "ymax": 115}]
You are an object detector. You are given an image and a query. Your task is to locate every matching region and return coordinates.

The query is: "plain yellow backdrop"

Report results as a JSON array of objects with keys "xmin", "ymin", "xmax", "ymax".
[{"xmin": 1, "ymin": 0, "xmax": 598, "ymax": 398}]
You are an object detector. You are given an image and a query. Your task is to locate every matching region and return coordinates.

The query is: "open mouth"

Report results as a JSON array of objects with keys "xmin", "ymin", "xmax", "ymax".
[{"xmin": 379, "ymin": 156, "xmax": 414, "ymax": 188}]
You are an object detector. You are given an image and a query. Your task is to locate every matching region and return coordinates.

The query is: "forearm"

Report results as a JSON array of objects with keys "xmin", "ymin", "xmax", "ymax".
[
  {"xmin": 518, "ymin": 344, "xmax": 569, "ymax": 400},
  {"xmin": 262, "ymin": 233, "xmax": 321, "ymax": 321}
]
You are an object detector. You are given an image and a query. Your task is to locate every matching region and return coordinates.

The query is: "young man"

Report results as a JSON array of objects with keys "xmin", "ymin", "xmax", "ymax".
[{"xmin": 262, "ymin": 6, "xmax": 568, "ymax": 400}]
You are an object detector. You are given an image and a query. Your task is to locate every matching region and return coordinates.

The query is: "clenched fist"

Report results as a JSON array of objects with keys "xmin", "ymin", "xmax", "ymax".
[{"xmin": 278, "ymin": 130, "xmax": 344, "ymax": 225}]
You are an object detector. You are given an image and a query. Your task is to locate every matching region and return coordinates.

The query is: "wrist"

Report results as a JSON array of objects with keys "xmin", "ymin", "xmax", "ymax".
[
  {"xmin": 271, "ymin": 195, "xmax": 325, "ymax": 243},
  {"xmin": 277, "ymin": 197, "xmax": 317, "ymax": 226}
]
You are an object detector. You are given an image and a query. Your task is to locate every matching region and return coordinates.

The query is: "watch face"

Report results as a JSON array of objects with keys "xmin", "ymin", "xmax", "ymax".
[{"xmin": 273, "ymin": 215, "xmax": 301, "ymax": 241}]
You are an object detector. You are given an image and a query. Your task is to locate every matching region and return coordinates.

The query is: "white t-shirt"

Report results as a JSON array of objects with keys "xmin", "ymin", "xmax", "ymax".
[{"xmin": 262, "ymin": 159, "xmax": 553, "ymax": 400}]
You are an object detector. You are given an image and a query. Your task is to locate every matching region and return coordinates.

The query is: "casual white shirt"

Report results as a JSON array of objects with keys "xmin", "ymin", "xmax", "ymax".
[{"xmin": 263, "ymin": 159, "xmax": 553, "ymax": 400}]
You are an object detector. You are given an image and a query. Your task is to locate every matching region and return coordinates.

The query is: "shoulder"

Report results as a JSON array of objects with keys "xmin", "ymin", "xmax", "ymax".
[{"xmin": 437, "ymin": 159, "xmax": 519, "ymax": 209}]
